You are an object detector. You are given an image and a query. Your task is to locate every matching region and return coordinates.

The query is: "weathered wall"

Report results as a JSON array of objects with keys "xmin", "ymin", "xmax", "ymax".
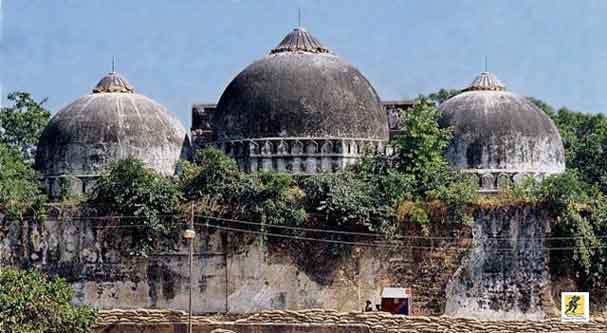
[
  {"xmin": 93, "ymin": 309, "xmax": 607, "ymax": 333},
  {"xmin": 0, "ymin": 205, "xmax": 554, "ymax": 318},
  {"xmin": 445, "ymin": 206, "xmax": 550, "ymax": 320}
]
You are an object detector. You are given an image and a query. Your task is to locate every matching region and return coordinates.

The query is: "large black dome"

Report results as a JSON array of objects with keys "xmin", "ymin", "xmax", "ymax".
[{"xmin": 213, "ymin": 27, "xmax": 389, "ymax": 141}]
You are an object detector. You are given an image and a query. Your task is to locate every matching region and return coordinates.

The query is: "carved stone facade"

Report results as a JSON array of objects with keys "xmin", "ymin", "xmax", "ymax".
[
  {"xmin": 204, "ymin": 138, "xmax": 385, "ymax": 174},
  {"xmin": 463, "ymin": 170, "xmax": 548, "ymax": 194}
]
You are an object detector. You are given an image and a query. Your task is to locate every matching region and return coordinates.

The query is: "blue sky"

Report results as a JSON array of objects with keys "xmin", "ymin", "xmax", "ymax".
[{"xmin": 2, "ymin": 0, "xmax": 606, "ymax": 127}]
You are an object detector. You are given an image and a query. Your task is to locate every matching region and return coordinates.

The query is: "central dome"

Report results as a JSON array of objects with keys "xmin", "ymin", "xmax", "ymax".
[
  {"xmin": 208, "ymin": 27, "xmax": 388, "ymax": 174},
  {"xmin": 214, "ymin": 27, "xmax": 388, "ymax": 141}
]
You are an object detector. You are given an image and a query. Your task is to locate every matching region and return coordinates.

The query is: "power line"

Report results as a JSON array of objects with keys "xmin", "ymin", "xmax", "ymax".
[
  {"xmin": 7, "ymin": 212, "xmax": 607, "ymax": 243},
  {"xmin": 195, "ymin": 214, "xmax": 607, "ymax": 242},
  {"xmin": 203, "ymin": 222, "xmax": 607, "ymax": 252}
]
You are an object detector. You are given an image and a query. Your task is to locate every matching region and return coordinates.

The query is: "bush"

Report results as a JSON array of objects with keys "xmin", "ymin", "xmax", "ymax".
[
  {"xmin": 0, "ymin": 267, "xmax": 96, "ymax": 333},
  {"xmin": 249, "ymin": 172, "xmax": 307, "ymax": 227},
  {"xmin": 514, "ymin": 171, "xmax": 607, "ymax": 287},
  {"xmin": 301, "ymin": 172, "xmax": 392, "ymax": 233},
  {"xmin": 181, "ymin": 148, "xmax": 243, "ymax": 202},
  {"xmin": 181, "ymin": 148, "xmax": 306, "ymax": 228},
  {"xmin": 92, "ymin": 158, "xmax": 183, "ymax": 255},
  {"xmin": 0, "ymin": 144, "xmax": 46, "ymax": 219}
]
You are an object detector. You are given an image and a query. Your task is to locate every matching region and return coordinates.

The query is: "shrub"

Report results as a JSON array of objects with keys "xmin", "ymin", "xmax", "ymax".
[
  {"xmin": 0, "ymin": 267, "xmax": 97, "ymax": 333},
  {"xmin": 515, "ymin": 171, "xmax": 607, "ymax": 287},
  {"xmin": 182, "ymin": 148, "xmax": 306, "ymax": 228},
  {"xmin": 301, "ymin": 172, "xmax": 392, "ymax": 233},
  {"xmin": 0, "ymin": 144, "xmax": 46, "ymax": 219},
  {"xmin": 91, "ymin": 158, "xmax": 183, "ymax": 255}
]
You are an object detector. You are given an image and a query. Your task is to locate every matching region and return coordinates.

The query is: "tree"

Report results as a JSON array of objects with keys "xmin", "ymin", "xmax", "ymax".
[
  {"xmin": 0, "ymin": 92, "xmax": 51, "ymax": 161},
  {"xmin": 91, "ymin": 158, "xmax": 183, "ymax": 255},
  {"xmin": 301, "ymin": 171, "xmax": 391, "ymax": 231},
  {"xmin": 180, "ymin": 148, "xmax": 307, "ymax": 227},
  {"xmin": 0, "ymin": 144, "xmax": 46, "ymax": 219},
  {"xmin": 391, "ymin": 98, "xmax": 453, "ymax": 194},
  {"xmin": 428, "ymin": 88, "xmax": 460, "ymax": 105},
  {"xmin": 0, "ymin": 267, "xmax": 97, "ymax": 333},
  {"xmin": 180, "ymin": 148, "xmax": 243, "ymax": 202},
  {"xmin": 530, "ymin": 97, "xmax": 607, "ymax": 193}
]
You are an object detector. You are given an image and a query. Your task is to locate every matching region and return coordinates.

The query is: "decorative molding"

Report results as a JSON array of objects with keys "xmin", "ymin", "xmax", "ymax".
[{"xmin": 201, "ymin": 137, "xmax": 387, "ymax": 174}]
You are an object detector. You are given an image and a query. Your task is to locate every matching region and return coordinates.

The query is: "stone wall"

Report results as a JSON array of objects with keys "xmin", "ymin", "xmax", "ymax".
[
  {"xmin": 94, "ymin": 309, "xmax": 607, "ymax": 333},
  {"xmin": 445, "ymin": 207, "xmax": 550, "ymax": 320},
  {"xmin": 0, "ymin": 205, "xmax": 557, "ymax": 319}
]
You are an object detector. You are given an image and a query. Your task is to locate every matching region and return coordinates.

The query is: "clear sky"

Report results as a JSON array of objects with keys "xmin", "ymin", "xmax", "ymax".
[{"xmin": 2, "ymin": 0, "xmax": 606, "ymax": 127}]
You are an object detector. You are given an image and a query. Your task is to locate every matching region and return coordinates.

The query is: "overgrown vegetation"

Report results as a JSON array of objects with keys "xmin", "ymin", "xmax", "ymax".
[
  {"xmin": 0, "ymin": 145, "xmax": 46, "ymax": 220},
  {"xmin": 0, "ymin": 92, "xmax": 49, "ymax": 220},
  {"xmin": 0, "ymin": 92, "xmax": 51, "ymax": 161},
  {"xmin": 0, "ymin": 267, "xmax": 97, "ymax": 333},
  {"xmin": 180, "ymin": 148, "xmax": 307, "ymax": 228},
  {"xmin": 91, "ymin": 158, "xmax": 183, "ymax": 256}
]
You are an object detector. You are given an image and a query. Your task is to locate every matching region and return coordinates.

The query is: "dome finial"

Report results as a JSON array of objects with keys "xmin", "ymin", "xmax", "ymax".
[
  {"xmin": 92, "ymin": 70, "xmax": 135, "ymax": 94},
  {"xmin": 463, "ymin": 71, "xmax": 506, "ymax": 92},
  {"xmin": 112, "ymin": 56, "xmax": 115, "ymax": 73},
  {"xmin": 270, "ymin": 26, "xmax": 330, "ymax": 54}
]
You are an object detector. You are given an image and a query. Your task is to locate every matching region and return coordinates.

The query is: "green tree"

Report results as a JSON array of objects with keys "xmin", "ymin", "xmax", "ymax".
[
  {"xmin": 301, "ymin": 172, "xmax": 392, "ymax": 232},
  {"xmin": 0, "ymin": 144, "xmax": 46, "ymax": 219},
  {"xmin": 0, "ymin": 92, "xmax": 51, "ymax": 161},
  {"xmin": 250, "ymin": 172, "xmax": 307, "ymax": 227},
  {"xmin": 180, "ymin": 148, "xmax": 306, "ymax": 228},
  {"xmin": 391, "ymin": 98, "xmax": 453, "ymax": 194},
  {"xmin": 180, "ymin": 148, "xmax": 243, "ymax": 202},
  {"xmin": 0, "ymin": 267, "xmax": 96, "ymax": 333},
  {"xmin": 516, "ymin": 171, "xmax": 607, "ymax": 287},
  {"xmin": 531, "ymin": 97, "xmax": 607, "ymax": 193},
  {"xmin": 428, "ymin": 88, "xmax": 460, "ymax": 104},
  {"xmin": 91, "ymin": 158, "xmax": 183, "ymax": 255}
]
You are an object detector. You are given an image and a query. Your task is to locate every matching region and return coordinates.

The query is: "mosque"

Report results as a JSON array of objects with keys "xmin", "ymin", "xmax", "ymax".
[{"xmin": 34, "ymin": 26, "xmax": 565, "ymax": 197}]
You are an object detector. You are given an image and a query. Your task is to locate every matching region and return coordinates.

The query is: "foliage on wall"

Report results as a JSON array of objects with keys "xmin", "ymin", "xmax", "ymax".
[
  {"xmin": 0, "ymin": 267, "xmax": 97, "ymax": 333},
  {"xmin": 91, "ymin": 158, "xmax": 183, "ymax": 256}
]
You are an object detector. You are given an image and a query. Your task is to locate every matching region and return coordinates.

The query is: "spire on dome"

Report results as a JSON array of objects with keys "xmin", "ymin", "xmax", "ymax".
[
  {"xmin": 270, "ymin": 27, "xmax": 330, "ymax": 54},
  {"xmin": 92, "ymin": 72, "xmax": 135, "ymax": 93},
  {"xmin": 462, "ymin": 72, "xmax": 506, "ymax": 92}
]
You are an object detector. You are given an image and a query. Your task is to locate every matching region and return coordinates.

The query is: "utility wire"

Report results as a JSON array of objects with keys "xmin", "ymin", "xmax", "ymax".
[
  {"xmin": 7, "ymin": 212, "xmax": 607, "ymax": 242},
  {"xmin": 203, "ymin": 222, "xmax": 607, "ymax": 252},
  {"xmin": 195, "ymin": 214, "xmax": 607, "ymax": 242}
]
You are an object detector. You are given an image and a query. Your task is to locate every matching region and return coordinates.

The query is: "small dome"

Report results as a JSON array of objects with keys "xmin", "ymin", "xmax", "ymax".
[
  {"xmin": 36, "ymin": 72, "xmax": 189, "ymax": 182},
  {"xmin": 438, "ymin": 72, "xmax": 565, "ymax": 180},
  {"xmin": 213, "ymin": 27, "xmax": 389, "ymax": 141}
]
